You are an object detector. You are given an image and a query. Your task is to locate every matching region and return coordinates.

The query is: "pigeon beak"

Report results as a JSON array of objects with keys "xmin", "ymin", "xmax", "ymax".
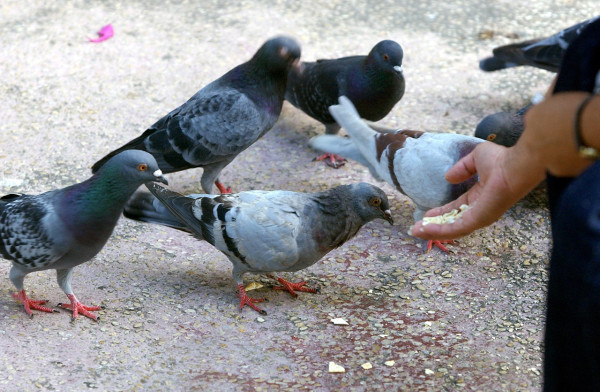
[
  {"xmin": 153, "ymin": 169, "xmax": 169, "ymax": 185},
  {"xmin": 383, "ymin": 209, "xmax": 394, "ymax": 225},
  {"xmin": 393, "ymin": 65, "xmax": 403, "ymax": 75},
  {"xmin": 291, "ymin": 58, "xmax": 304, "ymax": 74}
]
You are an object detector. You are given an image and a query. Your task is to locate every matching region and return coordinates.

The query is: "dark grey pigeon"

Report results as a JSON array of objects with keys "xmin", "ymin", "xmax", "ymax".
[
  {"xmin": 309, "ymin": 96, "xmax": 483, "ymax": 252},
  {"xmin": 124, "ymin": 182, "xmax": 393, "ymax": 315},
  {"xmin": 479, "ymin": 16, "xmax": 599, "ymax": 72},
  {"xmin": 0, "ymin": 151, "xmax": 167, "ymax": 320},
  {"xmin": 285, "ymin": 40, "xmax": 405, "ymax": 168},
  {"xmin": 92, "ymin": 36, "xmax": 302, "ymax": 194},
  {"xmin": 475, "ymin": 104, "xmax": 531, "ymax": 147}
]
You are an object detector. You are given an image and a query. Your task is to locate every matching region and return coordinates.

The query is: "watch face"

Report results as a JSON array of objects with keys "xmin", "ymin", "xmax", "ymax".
[{"xmin": 579, "ymin": 146, "xmax": 600, "ymax": 160}]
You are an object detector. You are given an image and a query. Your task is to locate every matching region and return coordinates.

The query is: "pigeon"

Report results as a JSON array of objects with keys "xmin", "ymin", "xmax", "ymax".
[
  {"xmin": 474, "ymin": 104, "xmax": 531, "ymax": 147},
  {"xmin": 124, "ymin": 182, "xmax": 393, "ymax": 314},
  {"xmin": 91, "ymin": 36, "xmax": 302, "ymax": 194},
  {"xmin": 0, "ymin": 151, "xmax": 168, "ymax": 320},
  {"xmin": 479, "ymin": 16, "xmax": 600, "ymax": 72},
  {"xmin": 309, "ymin": 96, "xmax": 483, "ymax": 252},
  {"xmin": 285, "ymin": 40, "xmax": 405, "ymax": 168}
]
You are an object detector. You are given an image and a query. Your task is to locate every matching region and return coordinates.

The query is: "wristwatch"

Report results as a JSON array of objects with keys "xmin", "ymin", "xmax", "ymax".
[{"xmin": 574, "ymin": 94, "xmax": 600, "ymax": 159}]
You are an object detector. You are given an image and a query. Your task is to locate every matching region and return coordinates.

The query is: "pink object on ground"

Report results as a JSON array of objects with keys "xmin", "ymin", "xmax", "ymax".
[{"xmin": 87, "ymin": 24, "xmax": 114, "ymax": 43}]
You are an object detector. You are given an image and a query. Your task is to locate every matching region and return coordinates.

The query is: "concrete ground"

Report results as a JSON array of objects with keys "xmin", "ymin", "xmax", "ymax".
[{"xmin": 0, "ymin": 1, "xmax": 596, "ymax": 391}]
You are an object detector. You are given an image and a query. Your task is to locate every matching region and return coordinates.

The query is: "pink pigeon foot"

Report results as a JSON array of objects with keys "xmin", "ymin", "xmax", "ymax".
[
  {"xmin": 269, "ymin": 276, "xmax": 318, "ymax": 297},
  {"xmin": 237, "ymin": 284, "xmax": 266, "ymax": 315},
  {"xmin": 12, "ymin": 290, "xmax": 57, "ymax": 318},
  {"xmin": 215, "ymin": 180, "xmax": 232, "ymax": 194},
  {"xmin": 58, "ymin": 294, "xmax": 102, "ymax": 321},
  {"xmin": 314, "ymin": 153, "xmax": 346, "ymax": 168},
  {"xmin": 427, "ymin": 239, "xmax": 455, "ymax": 253}
]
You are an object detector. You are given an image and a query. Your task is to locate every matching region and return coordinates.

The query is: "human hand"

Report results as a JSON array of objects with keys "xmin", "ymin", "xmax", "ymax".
[
  {"xmin": 411, "ymin": 141, "xmax": 546, "ymax": 240},
  {"xmin": 411, "ymin": 86, "xmax": 597, "ymax": 241}
]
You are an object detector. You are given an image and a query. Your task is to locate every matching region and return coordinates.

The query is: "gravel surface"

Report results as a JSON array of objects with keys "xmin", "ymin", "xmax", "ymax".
[{"xmin": 0, "ymin": 1, "xmax": 597, "ymax": 391}]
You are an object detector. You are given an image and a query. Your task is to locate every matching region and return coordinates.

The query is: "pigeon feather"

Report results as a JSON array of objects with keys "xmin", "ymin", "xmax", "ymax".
[
  {"xmin": 311, "ymin": 96, "xmax": 483, "ymax": 222},
  {"xmin": 286, "ymin": 40, "xmax": 405, "ymax": 134},
  {"xmin": 475, "ymin": 104, "xmax": 530, "ymax": 147},
  {"xmin": 125, "ymin": 182, "xmax": 393, "ymax": 313},
  {"xmin": 0, "ymin": 150, "xmax": 167, "ymax": 320},
  {"xmin": 479, "ymin": 16, "xmax": 600, "ymax": 72},
  {"xmin": 92, "ymin": 36, "xmax": 302, "ymax": 193}
]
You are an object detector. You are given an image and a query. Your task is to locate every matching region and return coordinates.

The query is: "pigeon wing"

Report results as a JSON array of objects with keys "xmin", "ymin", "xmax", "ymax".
[
  {"xmin": 164, "ymin": 87, "xmax": 272, "ymax": 167},
  {"xmin": 222, "ymin": 191, "xmax": 302, "ymax": 271},
  {"xmin": 0, "ymin": 194, "xmax": 69, "ymax": 269}
]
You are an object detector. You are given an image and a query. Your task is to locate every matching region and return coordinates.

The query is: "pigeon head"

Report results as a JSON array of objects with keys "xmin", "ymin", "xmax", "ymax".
[
  {"xmin": 474, "ymin": 111, "xmax": 523, "ymax": 147},
  {"xmin": 349, "ymin": 182, "xmax": 394, "ymax": 225},
  {"xmin": 368, "ymin": 40, "xmax": 404, "ymax": 76},
  {"xmin": 97, "ymin": 150, "xmax": 168, "ymax": 185},
  {"xmin": 254, "ymin": 35, "xmax": 302, "ymax": 75}
]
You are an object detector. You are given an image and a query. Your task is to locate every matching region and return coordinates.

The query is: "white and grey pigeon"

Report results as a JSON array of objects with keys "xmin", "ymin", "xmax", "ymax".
[
  {"xmin": 309, "ymin": 96, "xmax": 483, "ymax": 252},
  {"xmin": 479, "ymin": 16, "xmax": 600, "ymax": 72},
  {"xmin": 0, "ymin": 150, "xmax": 167, "ymax": 320},
  {"xmin": 91, "ymin": 36, "xmax": 302, "ymax": 194},
  {"xmin": 123, "ymin": 182, "xmax": 393, "ymax": 314}
]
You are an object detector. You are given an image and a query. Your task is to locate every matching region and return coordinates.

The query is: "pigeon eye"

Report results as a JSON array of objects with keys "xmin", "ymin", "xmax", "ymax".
[
  {"xmin": 279, "ymin": 46, "xmax": 290, "ymax": 59},
  {"xmin": 137, "ymin": 163, "xmax": 148, "ymax": 171},
  {"xmin": 487, "ymin": 134, "xmax": 496, "ymax": 142},
  {"xmin": 383, "ymin": 54, "xmax": 389, "ymax": 61},
  {"xmin": 370, "ymin": 197, "xmax": 382, "ymax": 207}
]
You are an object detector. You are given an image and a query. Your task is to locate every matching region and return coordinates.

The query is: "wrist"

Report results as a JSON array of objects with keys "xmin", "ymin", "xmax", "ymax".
[
  {"xmin": 575, "ymin": 94, "xmax": 600, "ymax": 159},
  {"xmin": 507, "ymin": 140, "xmax": 546, "ymax": 187},
  {"xmin": 520, "ymin": 91, "xmax": 595, "ymax": 177}
]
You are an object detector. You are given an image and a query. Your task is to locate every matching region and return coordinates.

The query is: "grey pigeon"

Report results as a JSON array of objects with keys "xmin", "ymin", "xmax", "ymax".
[
  {"xmin": 124, "ymin": 182, "xmax": 393, "ymax": 314},
  {"xmin": 309, "ymin": 96, "xmax": 483, "ymax": 252},
  {"xmin": 0, "ymin": 151, "xmax": 167, "ymax": 320},
  {"xmin": 285, "ymin": 40, "xmax": 405, "ymax": 168},
  {"xmin": 474, "ymin": 104, "xmax": 531, "ymax": 147},
  {"xmin": 479, "ymin": 16, "xmax": 599, "ymax": 72},
  {"xmin": 92, "ymin": 36, "xmax": 302, "ymax": 194}
]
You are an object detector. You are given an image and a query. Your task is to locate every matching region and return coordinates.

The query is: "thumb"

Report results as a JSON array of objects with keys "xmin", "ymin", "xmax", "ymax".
[{"xmin": 444, "ymin": 150, "xmax": 477, "ymax": 184}]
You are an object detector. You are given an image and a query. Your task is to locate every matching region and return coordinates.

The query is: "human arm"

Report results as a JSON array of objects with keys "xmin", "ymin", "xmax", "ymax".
[{"xmin": 410, "ymin": 91, "xmax": 600, "ymax": 240}]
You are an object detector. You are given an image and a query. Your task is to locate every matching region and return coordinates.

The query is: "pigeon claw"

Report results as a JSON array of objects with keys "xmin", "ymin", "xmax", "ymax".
[
  {"xmin": 270, "ymin": 277, "xmax": 318, "ymax": 297},
  {"xmin": 58, "ymin": 294, "xmax": 102, "ymax": 321},
  {"xmin": 237, "ymin": 284, "xmax": 267, "ymax": 315},
  {"xmin": 215, "ymin": 180, "xmax": 232, "ymax": 194},
  {"xmin": 313, "ymin": 153, "xmax": 346, "ymax": 169},
  {"xmin": 426, "ymin": 239, "xmax": 455, "ymax": 253},
  {"xmin": 12, "ymin": 290, "xmax": 55, "ymax": 318}
]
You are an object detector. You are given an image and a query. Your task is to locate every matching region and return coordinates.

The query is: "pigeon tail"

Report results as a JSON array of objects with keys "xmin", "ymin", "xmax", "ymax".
[
  {"xmin": 144, "ymin": 183, "xmax": 206, "ymax": 240},
  {"xmin": 309, "ymin": 135, "xmax": 378, "ymax": 176},
  {"xmin": 328, "ymin": 96, "xmax": 381, "ymax": 170},
  {"xmin": 479, "ymin": 57, "xmax": 518, "ymax": 72},
  {"xmin": 123, "ymin": 191, "xmax": 190, "ymax": 231}
]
